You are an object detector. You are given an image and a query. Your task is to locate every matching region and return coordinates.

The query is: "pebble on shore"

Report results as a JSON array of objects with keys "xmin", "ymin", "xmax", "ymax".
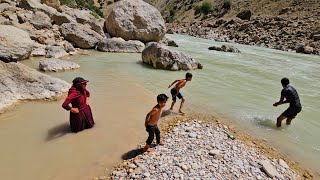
[{"xmin": 107, "ymin": 115, "xmax": 301, "ymax": 179}]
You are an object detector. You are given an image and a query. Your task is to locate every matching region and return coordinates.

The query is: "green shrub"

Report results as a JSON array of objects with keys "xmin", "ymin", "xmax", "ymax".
[
  {"xmin": 194, "ymin": 1, "xmax": 215, "ymax": 15},
  {"xmin": 166, "ymin": 8, "xmax": 176, "ymax": 23},
  {"xmin": 194, "ymin": 5, "xmax": 201, "ymax": 15},
  {"xmin": 60, "ymin": 0, "xmax": 103, "ymax": 17},
  {"xmin": 169, "ymin": 9, "xmax": 176, "ymax": 17},
  {"xmin": 200, "ymin": 1, "xmax": 214, "ymax": 15},
  {"xmin": 222, "ymin": 0, "xmax": 231, "ymax": 9},
  {"xmin": 60, "ymin": 0, "xmax": 77, "ymax": 7}
]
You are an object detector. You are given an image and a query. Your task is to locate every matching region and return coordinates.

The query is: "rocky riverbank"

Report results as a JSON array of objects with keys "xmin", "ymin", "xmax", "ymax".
[
  {"xmin": 0, "ymin": 0, "xmax": 204, "ymax": 113},
  {"xmin": 167, "ymin": 14, "xmax": 320, "ymax": 55},
  {"xmin": 94, "ymin": 113, "xmax": 313, "ymax": 180}
]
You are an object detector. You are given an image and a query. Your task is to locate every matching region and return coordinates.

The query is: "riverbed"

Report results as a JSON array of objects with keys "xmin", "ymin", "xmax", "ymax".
[{"xmin": 0, "ymin": 34, "xmax": 319, "ymax": 179}]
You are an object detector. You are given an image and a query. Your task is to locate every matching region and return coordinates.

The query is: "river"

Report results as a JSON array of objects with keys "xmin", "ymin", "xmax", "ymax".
[{"xmin": 0, "ymin": 34, "xmax": 319, "ymax": 179}]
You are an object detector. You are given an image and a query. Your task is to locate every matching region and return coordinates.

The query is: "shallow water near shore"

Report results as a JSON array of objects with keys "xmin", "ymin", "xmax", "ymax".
[{"xmin": 0, "ymin": 34, "xmax": 319, "ymax": 179}]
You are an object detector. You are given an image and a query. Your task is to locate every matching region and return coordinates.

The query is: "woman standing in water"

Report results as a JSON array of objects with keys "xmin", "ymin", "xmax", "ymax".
[{"xmin": 62, "ymin": 77, "xmax": 95, "ymax": 132}]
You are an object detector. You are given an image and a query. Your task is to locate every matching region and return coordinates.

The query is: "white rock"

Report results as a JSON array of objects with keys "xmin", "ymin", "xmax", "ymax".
[
  {"xmin": 209, "ymin": 150, "xmax": 221, "ymax": 156},
  {"xmin": 279, "ymin": 159, "xmax": 289, "ymax": 169},
  {"xmin": 260, "ymin": 160, "xmax": 280, "ymax": 178},
  {"xmin": 189, "ymin": 133, "xmax": 197, "ymax": 138}
]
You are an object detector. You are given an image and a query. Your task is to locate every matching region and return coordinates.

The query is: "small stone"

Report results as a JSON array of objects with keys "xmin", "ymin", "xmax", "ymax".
[
  {"xmin": 279, "ymin": 159, "xmax": 289, "ymax": 169},
  {"xmin": 143, "ymin": 172, "xmax": 150, "ymax": 177},
  {"xmin": 174, "ymin": 173, "xmax": 179, "ymax": 178},
  {"xmin": 128, "ymin": 163, "xmax": 137, "ymax": 169},
  {"xmin": 99, "ymin": 176, "xmax": 108, "ymax": 180},
  {"xmin": 260, "ymin": 160, "xmax": 280, "ymax": 178},
  {"xmin": 189, "ymin": 133, "xmax": 197, "ymax": 138},
  {"xmin": 200, "ymin": 170, "xmax": 206, "ymax": 176},
  {"xmin": 214, "ymin": 154, "xmax": 223, "ymax": 160},
  {"xmin": 181, "ymin": 164, "xmax": 188, "ymax": 171},
  {"xmin": 235, "ymin": 159, "xmax": 244, "ymax": 166},
  {"xmin": 257, "ymin": 175, "xmax": 262, "ymax": 180},
  {"xmin": 209, "ymin": 150, "xmax": 221, "ymax": 156}
]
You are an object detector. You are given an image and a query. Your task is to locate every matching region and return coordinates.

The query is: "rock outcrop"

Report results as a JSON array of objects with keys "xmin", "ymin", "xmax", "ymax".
[
  {"xmin": 160, "ymin": 38, "xmax": 179, "ymax": 47},
  {"xmin": 105, "ymin": 0, "xmax": 166, "ymax": 43},
  {"xmin": 18, "ymin": 0, "xmax": 57, "ymax": 17},
  {"xmin": 59, "ymin": 22, "xmax": 104, "ymax": 49},
  {"xmin": 142, "ymin": 43, "xmax": 202, "ymax": 71},
  {"xmin": 97, "ymin": 37, "xmax": 145, "ymax": 53},
  {"xmin": 45, "ymin": 45, "xmax": 68, "ymax": 58},
  {"xmin": 0, "ymin": 61, "xmax": 70, "ymax": 113},
  {"xmin": 208, "ymin": 45, "xmax": 241, "ymax": 53},
  {"xmin": 39, "ymin": 58, "xmax": 80, "ymax": 71},
  {"xmin": 0, "ymin": 25, "xmax": 34, "ymax": 61}
]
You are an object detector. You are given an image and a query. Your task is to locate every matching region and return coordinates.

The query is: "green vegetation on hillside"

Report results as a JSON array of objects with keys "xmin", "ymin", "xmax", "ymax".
[
  {"xmin": 166, "ymin": 8, "xmax": 176, "ymax": 23},
  {"xmin": 194, "ymin": 1, "xmax": 216, "ymax": 16},
  {"xmin": 60, "ymin": 0, "xmax": 103, "ymax": 17}
]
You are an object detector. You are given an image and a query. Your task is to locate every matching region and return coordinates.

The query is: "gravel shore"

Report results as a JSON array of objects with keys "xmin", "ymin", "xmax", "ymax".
[{"xmin": 95, "ymin": 113, "xmax": 313, "ymax": 180}]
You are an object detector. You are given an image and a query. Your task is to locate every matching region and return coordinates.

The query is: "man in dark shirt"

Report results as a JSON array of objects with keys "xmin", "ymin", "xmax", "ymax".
[{"xmin": 273, "ymin": 77, "xmax": 302, "ymax": 127}]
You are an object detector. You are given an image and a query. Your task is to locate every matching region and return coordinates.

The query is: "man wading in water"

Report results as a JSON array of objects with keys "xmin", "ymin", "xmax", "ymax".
[
  {"xmin": 168, "ymin": 73, "xmax": 193, "ymax": 114},
  {"xmin": 273, "ymin": 77, "xmax": 302, "ymax": 127}
]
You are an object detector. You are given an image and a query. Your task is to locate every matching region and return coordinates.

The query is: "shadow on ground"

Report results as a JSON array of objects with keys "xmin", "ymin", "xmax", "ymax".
[
  {"xmin": 121, "ymin": 148, "xmax": 145, "ymax": 160},
  {"xmin": 45, "ymin": 122, "xmax": 70, "ymax": 141}
]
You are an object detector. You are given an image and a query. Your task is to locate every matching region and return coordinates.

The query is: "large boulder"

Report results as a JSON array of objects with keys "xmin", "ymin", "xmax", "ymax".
[
  {"xmin": 60, "ymin": 6, "xmax": 94, "ymax": 23},
  {"xmin": 40, "ymin": 0, "xmax": 60, "ymax": 9},
  {"xmin": 39, "ymin": 58, "xmax": 80, "ymax": 72},
  {"xmin": 60, "ymin": 6, "xmax": 104, "ymax": 37},
  {"xmin": 31, "ymin": 46, "xmax": 46, "ymax": 56},
  {"xmin": 303, "ymin": 46, "xmax": 314, "ymax": 54},
  {"xmin": 0, "ymin": 61, "xmax": 70, "ymax": 113},
  {"xmin": 160, "ymin": 38, "xmax": 179, "ymax": 47},
  {"xmin": 97, "ymin": 37, "xmax": 145, "ymax": 53},
  {"xmin": 142, "ymin": 43, "xmax": 202, "ymax": 71},
  {"xmin": 105, "ymin": 0, "xmax": 166, "ymax": 43},
  {"xmin": 51, "ymin": 12, "xmax": 75, "ymax": 26},
  {"xmin": 59, "ymin": 22, "xmax": 104, "ymax": 49},
  {"xmin": 29, "ymin": 11, "xmax": 52, "ymax": 30},
  {"xmin": 18, "ymin": 0, "xmax": 57, "ymax": 17},
  {"xmin": 45, "ymin": 45, "xmax": 68, "ymax": 58},
  {"xmin": 208, "ymin": 45, "xmax": 241, "ymax": 53},
  {"xmin": 236, "ymin": 9, "xmax": 252, "ymax": 20},
  {"xmin": 30, "ymin": 25, "xmax": 63, "ymax": 45},
  {"xmin": 0, "ymin": 3, "xmax": 11, "ymax": 13},
  {"xmin": 0, "ymin": 25, "xmax": 34, "ymax": 61}
]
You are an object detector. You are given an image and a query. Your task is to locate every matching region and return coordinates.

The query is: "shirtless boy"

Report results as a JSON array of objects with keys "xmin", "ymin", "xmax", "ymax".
[
  {"xmin": 144, "ymin": 94, "xmax": 168, "ymax": 152},
  {"xmin": 168, "ymin": 72, "xmax": 193, "ymax": 114}
]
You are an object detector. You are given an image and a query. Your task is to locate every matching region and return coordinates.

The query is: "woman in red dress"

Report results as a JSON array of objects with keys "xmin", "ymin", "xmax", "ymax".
[{"xmin": 62, "ymin": 77, "xmax": 95, "ymax": 132}]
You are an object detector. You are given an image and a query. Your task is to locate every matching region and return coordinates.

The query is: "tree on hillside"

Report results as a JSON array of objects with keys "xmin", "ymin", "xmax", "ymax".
[{"xmin": 194, "ymin": 0, "xmax": 215, "ymax": 15}]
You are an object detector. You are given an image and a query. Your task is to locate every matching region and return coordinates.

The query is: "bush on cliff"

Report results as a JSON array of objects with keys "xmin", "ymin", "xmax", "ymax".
[
  {"xmin": 194, "ymin": 1, "xmax": 215, "ymax": 15},
  {"xmin": 60, "ymin": 0, "xmax": 103, "ymax": 17},
  {"xmin": 222, "ymin": 0, "xmax": 231, "ymax": 9}
]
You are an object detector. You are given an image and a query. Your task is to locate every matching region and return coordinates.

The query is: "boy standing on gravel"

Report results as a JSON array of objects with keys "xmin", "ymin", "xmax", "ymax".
[
  {"xmin": 144, "ymin": 94, "xmax": 168, "ymax": 152},
  {"xmin": 168, "ymin": 72, "xmax": 193, "ymax": 114}
]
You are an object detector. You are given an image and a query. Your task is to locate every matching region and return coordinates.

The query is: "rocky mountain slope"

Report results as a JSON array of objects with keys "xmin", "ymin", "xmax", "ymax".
[{"xmin": 145, "ymin": 0, "xmax": 320, "ymax": 55}]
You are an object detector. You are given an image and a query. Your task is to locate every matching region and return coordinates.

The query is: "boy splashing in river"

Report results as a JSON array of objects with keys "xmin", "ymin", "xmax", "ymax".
[
  {"xmin": 168, "ymin": 73, "xmax": 193, "ymax": 114},
  {"xmin": 144, "ymin": 94, "xmax": 168, "ymax": 152}
]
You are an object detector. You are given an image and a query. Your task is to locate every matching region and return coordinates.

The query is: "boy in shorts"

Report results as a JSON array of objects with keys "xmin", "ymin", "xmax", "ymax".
[
  {"xmin": 144, "ymin": 94, "xmax": 168, "ymax": 152},
  {"xmin": 168, "ymin": 73, "xmax": 193, "ymax": 114}
]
